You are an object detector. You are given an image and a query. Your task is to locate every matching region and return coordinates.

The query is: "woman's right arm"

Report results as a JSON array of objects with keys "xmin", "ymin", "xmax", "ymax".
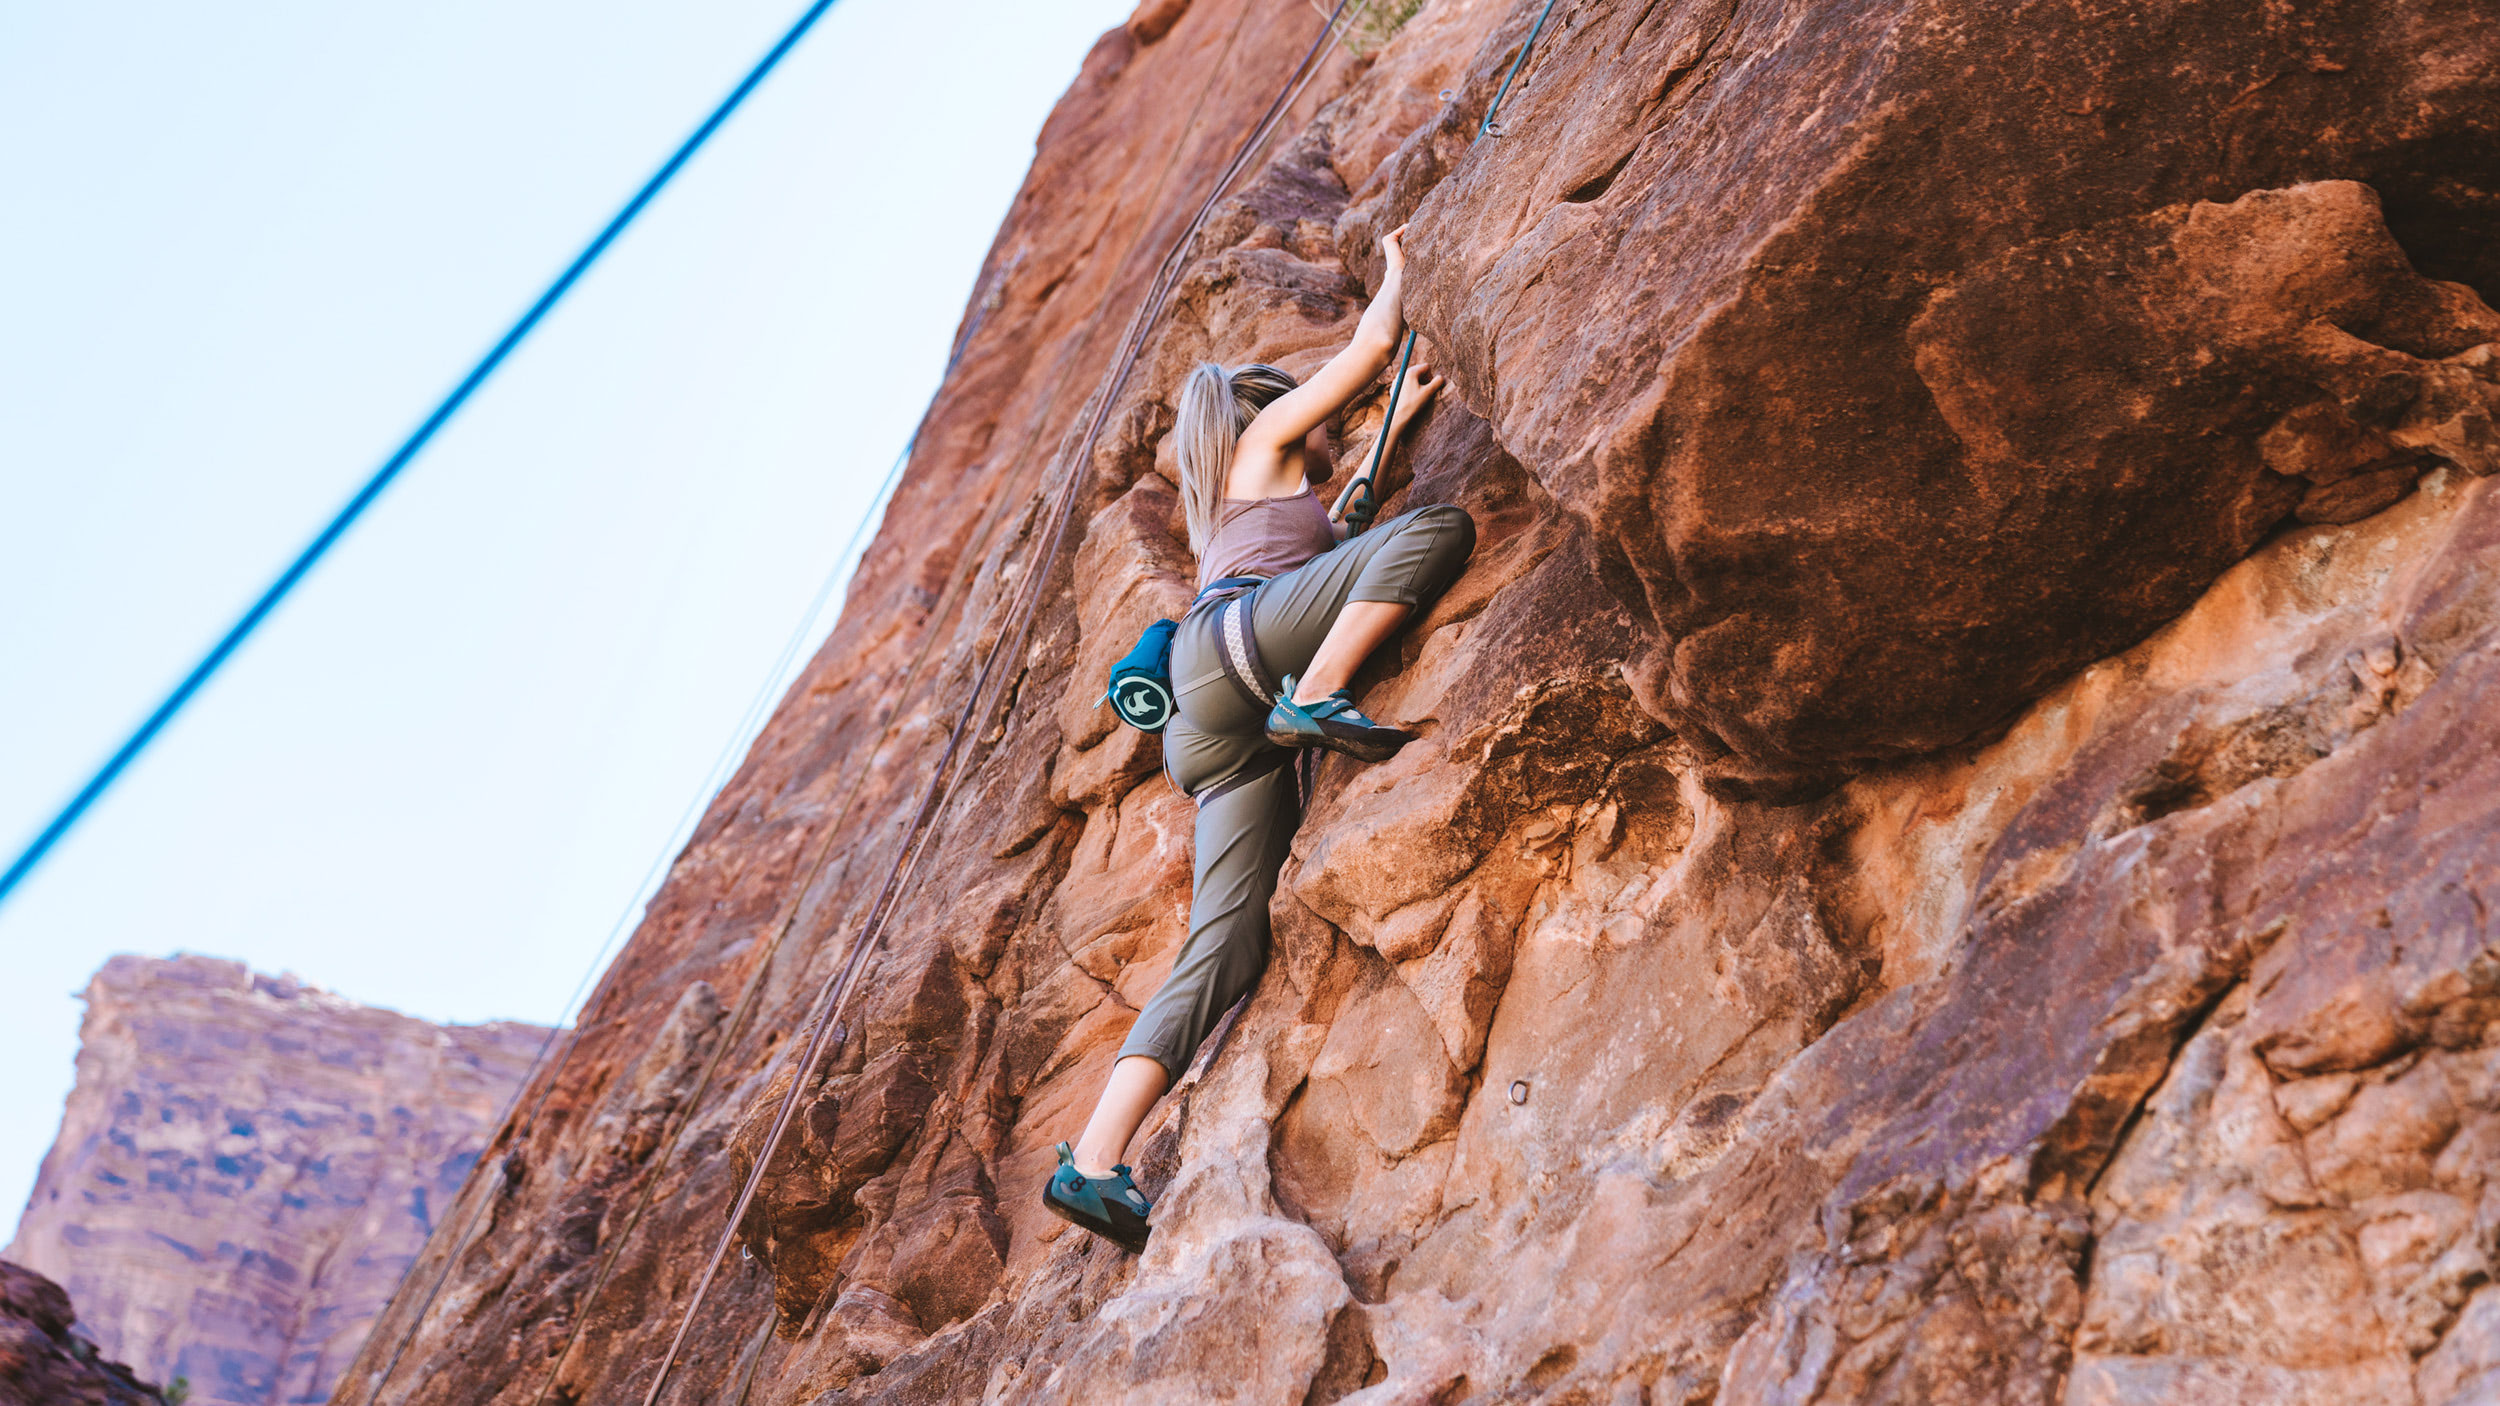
[{"xmin": 1238, "ymin": 228, "xmax": 1411, "ymax": 460}]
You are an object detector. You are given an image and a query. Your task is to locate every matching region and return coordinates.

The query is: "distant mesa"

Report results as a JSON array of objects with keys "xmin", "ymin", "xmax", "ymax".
[{"xmin": 5, "ymin": 955, "xmax": 548, "ymax": 1406}]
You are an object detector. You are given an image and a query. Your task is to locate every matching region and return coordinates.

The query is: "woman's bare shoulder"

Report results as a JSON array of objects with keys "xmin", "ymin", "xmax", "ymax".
[{"xmin": 1223, "ymin": 441, "xmax": 1305, "ymax": 500}]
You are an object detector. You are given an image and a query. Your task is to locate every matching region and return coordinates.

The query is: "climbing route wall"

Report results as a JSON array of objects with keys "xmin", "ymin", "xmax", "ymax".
[{"xmin": 344, "ymin": 0, "xmax": 2500, "ymax": 1401}]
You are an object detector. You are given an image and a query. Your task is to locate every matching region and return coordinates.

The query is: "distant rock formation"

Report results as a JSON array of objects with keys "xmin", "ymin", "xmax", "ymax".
[
  {"xmin": 0, "ymin": 1260, "xmax": 164, "ymax": 1406},
  {"xmin": 7, "ymin": 956, "xmax": 547, "ymax": 1406}
]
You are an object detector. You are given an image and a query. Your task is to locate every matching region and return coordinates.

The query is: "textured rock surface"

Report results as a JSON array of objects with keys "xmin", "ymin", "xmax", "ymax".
[
  {"xmin": 343, "ymin": 1, "xmax": 2500, "ymax": 1403},
  {"xmin": 8, "ymin": 956, "xmax": 546, "ymax": 1406},
  {"xmin": 0, "ymin": 1261, "xmax": 165, "ymax": 1406},
  {"xmin": 1389, "ymin": 0, "xmax": 2500, "ymax": 788}
]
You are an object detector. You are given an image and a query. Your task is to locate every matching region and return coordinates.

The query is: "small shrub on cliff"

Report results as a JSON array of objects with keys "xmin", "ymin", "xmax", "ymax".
[{"xmin": 1326, "ymin": 0, "xmax": 1425, "ymax": 57}]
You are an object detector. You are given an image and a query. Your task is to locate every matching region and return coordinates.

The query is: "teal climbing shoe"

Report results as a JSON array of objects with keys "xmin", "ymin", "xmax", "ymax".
[
  {"xmin": 1263, "ymin": 674, "xmax": 1415, "ymax": 763},
  {"xmin": 1043, "ymin": 1142, "xmax": 1153, "ymax": 1253}
]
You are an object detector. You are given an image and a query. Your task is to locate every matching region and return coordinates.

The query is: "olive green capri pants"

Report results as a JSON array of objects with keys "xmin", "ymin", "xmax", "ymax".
[{"xmin": 1119, "ymin": 503, "xmax": 1475, "ymax": 1079}]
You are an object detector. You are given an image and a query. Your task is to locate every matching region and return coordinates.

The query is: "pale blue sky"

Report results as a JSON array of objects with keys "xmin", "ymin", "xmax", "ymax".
[{"xmin": 0, "ymin": 0, "xmax": 1134, "ymax": 1237}]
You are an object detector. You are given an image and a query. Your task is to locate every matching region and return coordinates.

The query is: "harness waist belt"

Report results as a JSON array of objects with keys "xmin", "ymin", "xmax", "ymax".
[{"xmin": 1191, "ymin": 575, "xmax": 1268, "ymax": 611}]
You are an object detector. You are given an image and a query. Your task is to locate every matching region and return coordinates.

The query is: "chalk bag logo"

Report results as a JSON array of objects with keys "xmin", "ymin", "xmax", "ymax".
[{"xmin": 1112, "ymin": 676, "xmax": 1174, "ymax": 732}]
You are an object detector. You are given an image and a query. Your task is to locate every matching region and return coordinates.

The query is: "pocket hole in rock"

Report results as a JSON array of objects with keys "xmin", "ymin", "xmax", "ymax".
[{"xmin": 1563, "ymin": 148, "xmax": 1636, "ymax": 204}]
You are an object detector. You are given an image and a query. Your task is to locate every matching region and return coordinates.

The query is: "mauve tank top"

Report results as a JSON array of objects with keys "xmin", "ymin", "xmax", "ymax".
[{"xmin": 1199, "ymin": 489, "xmax": 1336, "ymax": 588}]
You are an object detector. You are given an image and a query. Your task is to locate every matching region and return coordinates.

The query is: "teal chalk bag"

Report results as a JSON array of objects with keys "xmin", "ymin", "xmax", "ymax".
[{"xmin": 1107, "ymin": 619, "xmax": 1178, "ymax": 733}]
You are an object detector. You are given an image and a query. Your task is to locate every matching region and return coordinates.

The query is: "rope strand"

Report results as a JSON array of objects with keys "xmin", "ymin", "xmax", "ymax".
[{"xmin": 1480, "ymin": 0, "xmax": 1561, "ymax": 136}]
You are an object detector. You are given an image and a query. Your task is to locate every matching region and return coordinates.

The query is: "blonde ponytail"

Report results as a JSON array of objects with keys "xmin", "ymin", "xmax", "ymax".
[{"xmin": 1173, "ymin": 361, "xmax": 1298, "ymax": 556}]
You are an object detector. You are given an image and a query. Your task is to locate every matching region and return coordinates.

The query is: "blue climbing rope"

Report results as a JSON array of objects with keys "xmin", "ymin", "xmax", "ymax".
[
  {"xmin": 1332, "ymin": 329, "xmax": 1417, "ymax": 531},
  {"xmin": 0, "ymin": 0, "xmax": 845, "ymax": 913},
  {"xmin": 1480, "ymin": 0, "xmax": 1560, "ymax": 137}
]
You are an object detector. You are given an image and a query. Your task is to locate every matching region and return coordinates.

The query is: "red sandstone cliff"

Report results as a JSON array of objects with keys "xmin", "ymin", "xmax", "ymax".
[
  {"xmin": 8, "ymin": 956, "xmax": 547, "ymax": 1406},
  {"xmin": 342, "ymin": 0, "xmax": 2500, "ymax": 1402}
]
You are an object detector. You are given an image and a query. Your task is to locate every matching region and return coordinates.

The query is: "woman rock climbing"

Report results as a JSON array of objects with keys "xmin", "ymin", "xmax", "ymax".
[{"xmin": 1045, "ymin": 226, "xmax": 1475, "ymax": 1252}]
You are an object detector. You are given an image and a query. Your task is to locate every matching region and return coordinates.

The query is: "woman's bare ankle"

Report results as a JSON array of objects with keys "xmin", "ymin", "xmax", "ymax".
[{"xmin": 1071, "ymin": 1054, "xmax": 1167, "ymax": 1178}]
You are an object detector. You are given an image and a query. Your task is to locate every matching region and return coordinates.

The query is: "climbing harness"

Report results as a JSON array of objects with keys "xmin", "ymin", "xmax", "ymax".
[
  {"xmin": 1212, "ymin": 591, "xmax": 1282, "ymax": 710},
  {"xmin": 1106, "ymin": 573, "xmax": 1268, "ymax": 733},
  {"xmin": 1194, "ymin": 745, "xmax": 1300, "ymax": 805}
]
